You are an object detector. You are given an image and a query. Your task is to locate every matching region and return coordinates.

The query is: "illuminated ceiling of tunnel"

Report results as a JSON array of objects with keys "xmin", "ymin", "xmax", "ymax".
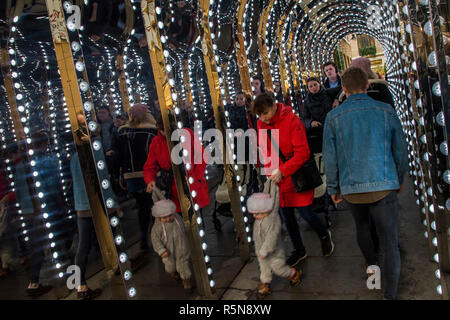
[
  {"xmin": 0, "ymin": 0, "xmax": 448, "ymax": 300},
  {"xmin": 245, "ymin": 0, "xmax": 401, "ymax": 76}
]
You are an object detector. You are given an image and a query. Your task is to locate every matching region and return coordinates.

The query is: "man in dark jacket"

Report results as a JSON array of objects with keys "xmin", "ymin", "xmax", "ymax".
[{"xmin": 323, "ymin": 61, "xmax": 342, "ymax": 89}]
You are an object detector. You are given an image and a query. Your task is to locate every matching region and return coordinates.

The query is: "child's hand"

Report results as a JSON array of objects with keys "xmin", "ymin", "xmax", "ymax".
[{"xmin": 161, "ymin": 251, "xmax": 169, "ymax": 258}]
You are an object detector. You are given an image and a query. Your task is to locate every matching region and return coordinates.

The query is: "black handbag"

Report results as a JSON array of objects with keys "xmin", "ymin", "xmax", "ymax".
[
  {"xmin": 156, "ymin": 168, "xmax": 173, "ymax": 199},
  {"xmin": 268, "ymin": 130, "xmax": 322, "ymax": 193}
]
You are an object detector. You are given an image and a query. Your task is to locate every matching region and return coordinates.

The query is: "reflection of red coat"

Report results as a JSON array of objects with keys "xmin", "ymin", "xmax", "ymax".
[
  {"xmin": 143, "ymin": 130, "xmax": 210, "ymax": 212},
  {"xmin": 257, "ymin": 103, "xmax": 314, "ymax": 208}
]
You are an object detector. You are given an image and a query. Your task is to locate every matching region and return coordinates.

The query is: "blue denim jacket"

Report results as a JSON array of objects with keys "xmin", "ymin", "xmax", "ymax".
[{"xmin": 323, "ymin": 93, "xmax": 408, "ymax": 195}]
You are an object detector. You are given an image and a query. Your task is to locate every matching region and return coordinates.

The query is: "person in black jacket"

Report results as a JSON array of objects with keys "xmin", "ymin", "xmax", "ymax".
[
  {"xmin": 113, "ymin": 104, "xmax": 157, "ymax": 252},
  {"xmin": 302, "ymin": 77, "xmax": 340, "ymax": 153},
  {"xmin": 337, "ymin": 58, "xmax": 395, "ymax": 109},
  {"xmin": 351, "ymin": 58, "xmax": 395, "ymax": 108}
]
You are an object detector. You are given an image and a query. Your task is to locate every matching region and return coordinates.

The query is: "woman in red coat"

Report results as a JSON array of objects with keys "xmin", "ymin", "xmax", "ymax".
[
  {"xmin": 253, "ymin": 93, "xmax": 334, "ymax": 267},
  {"xmin": 143, "ymin": 116, "xmax": 210, "ymax": 213}
]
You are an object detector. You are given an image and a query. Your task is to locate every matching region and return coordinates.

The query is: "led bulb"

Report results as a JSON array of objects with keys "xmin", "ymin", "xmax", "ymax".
[
  {"xmin": 124, "ymin": 270, "xmax": 132, "ymax": 281},
  {"xmin": 106, "ymin": 198, "xmax": 115, "ymax": 208},
  {"xmin": 79, "ymin": 81, "xmax": 89, "ymax": 92},
  {"xmin": 88, "ymin": 121, "xmax": 97, "ymax": 131},
  {"xmin": 424, "ymin": 21, "xmax": 432, "ymax": 36},
  {"xmin": 432, "ymin": 82, "xmax": 441, "ymax": 96},
  {"xmin": 71, "ymin": 41, "xmax": 81, "ymax": 52},
  {"xmin": 115, "ymin": 235, "xmax": 123, "ymax": 245},
  {"xmin": 119, "ymin": 253, "xmax": 128, "ymax": 263},
  {"xmin": 128, "ymin": 287, "xmax": 136, "ymax": 298},
  {"xmin": 75, "ymin": 61, "xmax": 85, "ymax": 72}
]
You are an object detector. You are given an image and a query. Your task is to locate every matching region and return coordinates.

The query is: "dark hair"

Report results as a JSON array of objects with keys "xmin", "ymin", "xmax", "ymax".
[
  {"xmin": 97, "ymin": 105, "xmax": 111, "ymax": 115},
  {"xmin": 252, "ymin": 75, "xmax": 266, "ymax": 93},
  {"xmin": 341, "ymin": 67, "xmax": 369, "ymax": 93},
  {"xmin": 156, "ymin": 112, "xmax": 177, "ymax": 132},
  {"xmin": 31, "ymin": 131, "xmax": 49, "ymax": 150},
  {"xmin": 156, "ymin": 114, "xmax": 164, "ymax": 132},
  {"xmin": 306, "ymin": 77, "xmax": 321, "ymax": 85},
  {"xmin": 252, "ymin": 93, "xmax": 274, "ymax": 115},
  {"xmin": 323, "ymin": 61, "xmax": 338, "ymax": 73}
]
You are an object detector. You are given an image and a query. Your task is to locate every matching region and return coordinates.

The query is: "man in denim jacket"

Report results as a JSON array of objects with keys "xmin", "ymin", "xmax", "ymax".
[{"xmin": 323, "ymin": 67, "xmax": 408, "ymax": 300}]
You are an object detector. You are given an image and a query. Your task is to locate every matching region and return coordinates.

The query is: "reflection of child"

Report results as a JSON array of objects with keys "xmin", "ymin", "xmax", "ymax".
[
  {"xmin": 248, "ymin": 180, "xmax": 302, "ymax": 299},
  {"xmin": 151, "ymin": 193, "xmax": 192, "ymax": 293}
]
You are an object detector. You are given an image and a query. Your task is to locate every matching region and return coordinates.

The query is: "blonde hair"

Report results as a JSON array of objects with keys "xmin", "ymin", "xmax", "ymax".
[{"xmin": 127, "ymin": 112, "xmax": 156, "ymax": 128}]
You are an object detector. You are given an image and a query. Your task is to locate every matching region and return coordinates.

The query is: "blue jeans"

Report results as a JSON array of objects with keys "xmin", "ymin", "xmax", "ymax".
[
  {"xmin": 75, "ymin": 217, "xmax": 95, "ymax": 285},
  {"xmin": 280, "ymin": 205, "xmax": 329, "ymax": 254},
  {"xmin": 347, "ymin": 191, "xmax": 400, "ymax": 300}
]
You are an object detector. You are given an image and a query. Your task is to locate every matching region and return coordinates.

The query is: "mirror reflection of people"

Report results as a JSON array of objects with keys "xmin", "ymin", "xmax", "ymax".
[
  {"xmin": 252, "ymin": 75, "xmax": 266, "ymax": 97},
  {"xmin": 151, "ymin": 189, "xmax": 192, "ymax": 293},
  {"xmin": 70, "ymin": 151, "xmax": 103, "ymax": 300},
  {"xmin": 85, "ymin": 0, "xmax": 113, "ymax": 42},
  {"xmin": 143, "ymin": 115, "xmax": 210, "ymax": 214},
  {"xmin": 113, "ymin": 104, "xmax": 157, "ymax": 253},
  {"xmin": 26, "ymin": 131, "xmax": 70, "ymax": 297},
  {"xmin": 96, "ymin": 106, "xmax": 114, "ymax": 157},
  {"xmin": 273, "ymin": 81, "xmax": 291, "ymax": 105}
]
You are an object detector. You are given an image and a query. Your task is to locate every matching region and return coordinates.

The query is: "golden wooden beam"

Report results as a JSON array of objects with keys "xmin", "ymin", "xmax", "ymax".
[
  {"xmin": 287, "ymin": 20, "xmax": 300, "ymax": 92},
  {"xmin": 45, "ymin": 0, "xmax": 127, "ymax": 297},
  {"xmin": 276, "ymin": 14, "xmax": 289, "ymax": 97},
  {"xmin": 235, "ymin": 0, "xmax": 252, "ymax": 96},
  {"xmin": 258, "ymin": 0, "xmax": 275, "ymax": 93}
]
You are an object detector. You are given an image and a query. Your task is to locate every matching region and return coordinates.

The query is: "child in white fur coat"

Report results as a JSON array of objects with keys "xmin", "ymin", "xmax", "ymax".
[
  {"xmin": 151, "ymin": 188, "xmax": 192, "ymax": 292},
  {"xmin": 247, "ymin": 180, "xmax": 302, "ymax": 299}
]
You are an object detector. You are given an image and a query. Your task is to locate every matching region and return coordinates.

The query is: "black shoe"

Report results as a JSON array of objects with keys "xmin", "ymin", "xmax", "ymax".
[
  {"xmin": 26, "ymin": 284, "xmax": 53, "ymax": 297},
  {"xmin": 321, "ymin": 230, "xmax": 335, "ymax": 257},
  {"xmin": 286, "ymin": 250, "xmax": 307, "ymax": 267},
  {"xmin": 77, "ymin": 288, "xmax": 102, "ymax": 300}
]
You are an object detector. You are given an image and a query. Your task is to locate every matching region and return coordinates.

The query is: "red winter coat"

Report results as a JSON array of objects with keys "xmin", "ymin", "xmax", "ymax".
[
  {"xmin": 143, "ymin": 130, "xmax": 210, "ymax": 212},
  {"xmin": 257, "ymin": 103, "xmax": 314, "ymax": 208}
]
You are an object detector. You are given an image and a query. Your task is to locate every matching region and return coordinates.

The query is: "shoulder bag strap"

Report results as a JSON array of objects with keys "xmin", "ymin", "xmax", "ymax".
[{"xmin": 267, "ymin": 129, "xmax": 287, "ymax": 163}]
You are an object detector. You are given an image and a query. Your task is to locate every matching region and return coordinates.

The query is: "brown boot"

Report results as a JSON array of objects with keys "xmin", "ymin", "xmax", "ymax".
[
  {"xmin": 182, "ymin": 278, "xmax": 193, "ymax": 293},
  {"xmin": 256, "ymin": 282, "xmax": 271, "ymax": 299},
  {"xmin": 288, "ymin": 268, "xmax": 302, "ymax": 286}
]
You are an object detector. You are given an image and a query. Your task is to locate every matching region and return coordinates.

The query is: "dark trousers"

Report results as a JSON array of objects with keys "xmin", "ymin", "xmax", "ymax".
[
  {"xmin": 347, "ymin": 191, "xmax": 400, "ymax": 300},
  {"xmin": 74, "ymin": 217, "xmax": 95, "ymax": 285},
  {"xmin": 28, "ymin": 213, "xmax": 73, "ymax": 283},
  {"xmin": 29, "ymin": 217, "xmax": 46, "ymax": 283},
  {"xmin": 280, "ymin": 205, "xmax": 328, "ymax": 254},
  {"xmin": 131, "ymin": 191, "xmax": 153, "ymax": 245}
]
